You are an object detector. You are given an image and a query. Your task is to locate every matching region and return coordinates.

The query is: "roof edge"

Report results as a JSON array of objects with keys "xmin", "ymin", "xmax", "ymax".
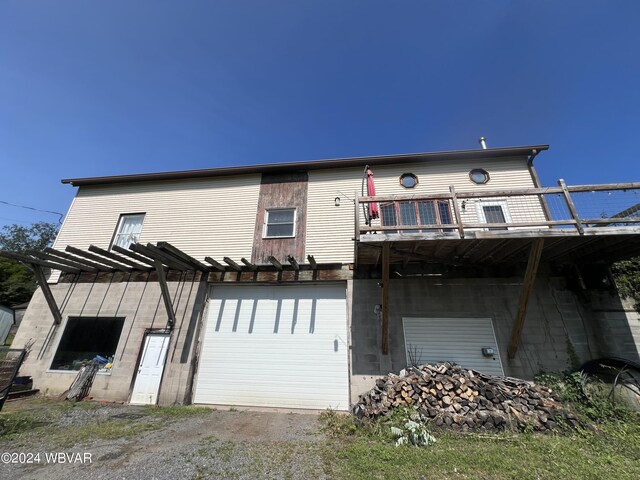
[{"xmin": 62, "ymin": 144, "xmax": 549, "ymax": 187}]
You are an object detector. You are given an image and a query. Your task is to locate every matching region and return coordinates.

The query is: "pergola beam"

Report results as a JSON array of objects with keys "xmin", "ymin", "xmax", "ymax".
[
  {"xmin": 268, "ymin": 256, "xmax": 283, "ymax": 270},
  {"xmin": 204, "ymin": 257, "xmax": 226, "ymax": 271},
  {"xmin": 88, "ymin": 245, "xmax": 153, "ymax": 271},
  {"xmin": 29, "ymin": 249, "xmax": 100, "ymax": 273},
  {"xmin": 0, "ymin": 250, "xmax": 80, "ymax": 273},
  {"xmin": 144, "ymin": 243, "xmax": 194, "ymax": 271},
  {"xmin": 112, "ymin": 245, "xmax": 156, "ymax": 266},
  {"xmin": 287, "ymin": 255, "xmax": 300, "ymax": 271},
  {"xmin": 65, "ymin": 246, "xmax": 132, "ymax": 272},
  {"xmin": 157, "ymin": 242, "xmax": 209, "ymax": 271},
  {"xmin": 223, "ymin": 257, "xmax": 242, "ymax": 272},
  {"xmin": 130, "ymin": 243, "xmax": 186, "ymax": 271},
  {"xmin": 240, "ymin": 258, "xmax": 257, "ymax": 270}
]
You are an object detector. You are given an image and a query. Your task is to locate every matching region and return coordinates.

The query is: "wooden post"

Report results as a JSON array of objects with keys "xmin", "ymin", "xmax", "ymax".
[
  {"xmin": 381, "ymin": 243, "xmax": 390, "ymax": 355},
  {"xmin": 507, "ymin": 238, "xmax": 544, "ymax": 359},
  {"xmin": 558, "ymin": 179, "xmax": 584, "ymax": 234},
  {"xmin": 354, "ymin": 190, "xmax": 360, "ymax": 241},
  {"xmin": 32, "ymin": 265, "xmax": 62, "ymax": 324},
  {"xmin": 154, "ymin": 259, "xmax": 176, "ymax": 329},
  {"xmin": 354, "ymin": 191, "xmax": 360, "ymax": 269},
  {"xmin": 449, "ymin": 185, "xmax": 465, "ymax": 239}
]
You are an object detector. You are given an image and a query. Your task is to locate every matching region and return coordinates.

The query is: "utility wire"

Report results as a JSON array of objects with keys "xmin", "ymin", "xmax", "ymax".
[{"xmin": 0, "ymin": 199, "xmax": 64, "ymax": 224}]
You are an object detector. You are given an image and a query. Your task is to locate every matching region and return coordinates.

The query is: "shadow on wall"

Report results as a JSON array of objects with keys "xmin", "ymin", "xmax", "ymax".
[{"xmin": 350, "ymin": 276, "xmax": 640, "ymax": 379}]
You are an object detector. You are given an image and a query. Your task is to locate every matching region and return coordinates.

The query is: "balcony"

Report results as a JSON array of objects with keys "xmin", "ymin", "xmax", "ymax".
[{"xmin": 355, "ymin": 181, "xmax": 640, "ymax": 266}]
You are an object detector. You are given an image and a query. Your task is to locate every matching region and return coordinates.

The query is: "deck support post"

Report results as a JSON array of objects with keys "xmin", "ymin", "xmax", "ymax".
[
  {"xmin": 507, "ymin": 238, "xmax": 544, "ymax": 359},
  {"xmin": 381, "ymin": 242, "xmax": 390, "ymax": 355}
]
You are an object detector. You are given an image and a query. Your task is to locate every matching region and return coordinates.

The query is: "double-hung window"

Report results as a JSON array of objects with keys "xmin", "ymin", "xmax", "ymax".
[
  {"xmin": 264, "ymin": 208, "xmax": 296, "ymax": 238},
  {"xmin": 112, "ymin": 213, "xmax": 145, "ymax": 249},
  {"xmin": 476, "ymin": 200, "xmax": 510, "ymax": 230}
]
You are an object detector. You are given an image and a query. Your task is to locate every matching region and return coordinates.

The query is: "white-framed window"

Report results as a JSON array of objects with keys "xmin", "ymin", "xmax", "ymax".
[
  {"xmin": 112, "ymin": 213, "xmax": 145, "ymax": 249},
  {"xmin": 264, "ymin": 208, "xmax": 296, "ymax": 238},
  {"xmin": 476, "ymin": 200, "xmax": 510, "ymax": 230}
]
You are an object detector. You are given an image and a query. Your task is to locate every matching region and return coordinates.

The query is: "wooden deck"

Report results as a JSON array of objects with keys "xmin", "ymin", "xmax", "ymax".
[{"xmin": 356, "ymin": 181, "xmax": 640, "ymax": 266}]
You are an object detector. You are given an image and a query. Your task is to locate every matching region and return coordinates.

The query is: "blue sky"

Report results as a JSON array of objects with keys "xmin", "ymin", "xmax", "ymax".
[{"xmin": 1, "ymin": 1, "xmax": 639, "ymax": 228}]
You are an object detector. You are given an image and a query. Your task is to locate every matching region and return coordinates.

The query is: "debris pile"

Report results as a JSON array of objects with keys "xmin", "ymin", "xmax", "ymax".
[{"xmin": 353, "ymin": 362, "xmax": 578, "ymax": 431}]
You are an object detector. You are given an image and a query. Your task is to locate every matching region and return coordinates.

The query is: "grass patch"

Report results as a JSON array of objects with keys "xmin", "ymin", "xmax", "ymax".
[
  {"xmin": 0, "ymin": 399, "xmax": 212, "ymax": 448},
  {"xmin": 320, "ymin": 388, "xmax": 640, "ymax": 480},
  {"xmin": 323, "ymin": 420, "xmax": 640, "ymax": 479},
  {"xmin": 54, "ymin": 418, "xmax": 162, "ymax": 447}
]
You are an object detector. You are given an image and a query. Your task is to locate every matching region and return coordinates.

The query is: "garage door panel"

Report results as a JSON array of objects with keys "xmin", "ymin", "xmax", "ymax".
[
  {"xmin": 194, "ymin": 284, "xmax": 349, "ymax": 410},
  {"xmin": 403, "ymin": 317, "xmax": 504, "ymax": 376}
]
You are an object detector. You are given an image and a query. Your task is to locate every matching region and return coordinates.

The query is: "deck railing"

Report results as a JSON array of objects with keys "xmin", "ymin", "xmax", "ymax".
[{"xmin": 355, "ymin": 181, "xmax": 640, "ymax": 239}]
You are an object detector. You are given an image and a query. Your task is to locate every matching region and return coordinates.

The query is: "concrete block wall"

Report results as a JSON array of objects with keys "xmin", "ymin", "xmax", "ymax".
[
  {"xmin": 12, "ymin": 274, "xmax": 206, "ymax": 405},
  {"xmin": 349, "ymin": 276, "xmax": 639, "ymax": 404},
  {"xmin": 586, "ymin": 292, "xmax": 640, "ymax": 362}
]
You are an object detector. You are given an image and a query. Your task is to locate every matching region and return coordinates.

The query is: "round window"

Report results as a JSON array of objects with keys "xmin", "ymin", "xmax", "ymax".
[
  {"xmin": 400, "ymin": 173, "xmax": 418, "ymax": 188},
  {"xmin": 469, "ymin": 169, "xmax": 490, "ymax": 184}
]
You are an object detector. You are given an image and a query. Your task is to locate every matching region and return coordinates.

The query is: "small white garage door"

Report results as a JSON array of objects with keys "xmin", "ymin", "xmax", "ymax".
[
  {"xmin": 403, "ymin": 317, "xmax": 504, "ymax": 376},
  {"xmin": 194, "ymin": 284, "xmax": 349, "ymax": 410}
]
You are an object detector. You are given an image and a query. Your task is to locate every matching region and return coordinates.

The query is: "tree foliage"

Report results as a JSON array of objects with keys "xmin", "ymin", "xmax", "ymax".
[
  {"xmin": 0, "ymin": 222, "xmax": 59, "ymax": 252},
  {"xmin": 611, "ymin": 256, "xmax": 640, "ymax": 311},
  {"xmin": 0, "ymin": 222, "xmax": 59, "ymax": 306}
]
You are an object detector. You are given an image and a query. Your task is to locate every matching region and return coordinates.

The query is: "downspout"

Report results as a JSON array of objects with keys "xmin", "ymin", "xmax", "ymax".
[
  {"xmin": 361, "ymin": 165, "xmax": 371, "ymax": 226},
  {"xmin": 527, "ymin": 149, "xmax": 553, "ymax": 222}
]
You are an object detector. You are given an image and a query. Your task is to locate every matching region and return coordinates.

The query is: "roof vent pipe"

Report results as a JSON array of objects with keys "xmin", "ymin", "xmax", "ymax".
[{"xmin": 479, "ymin": 137, "xmax": 487, "ymax": 149}]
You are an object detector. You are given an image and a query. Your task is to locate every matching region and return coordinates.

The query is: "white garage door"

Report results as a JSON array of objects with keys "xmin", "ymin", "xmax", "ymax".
[
  {"xmin": 403, "ymin": 317, "xmax": 504, "ymax": 376},
  {"xmin": 194, "ymin": 284, "xmax": 349, "ymax": 410}
]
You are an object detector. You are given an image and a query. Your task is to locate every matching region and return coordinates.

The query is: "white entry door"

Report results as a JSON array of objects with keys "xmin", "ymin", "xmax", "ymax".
[{"xmin": 130, "ymin": 334, "xmax": 170, "ymax": 405}]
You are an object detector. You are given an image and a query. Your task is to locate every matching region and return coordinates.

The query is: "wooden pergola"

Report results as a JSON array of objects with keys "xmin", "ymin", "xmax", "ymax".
[{"xmin": 0, "ymin": 242, "xmax": 343, "ymax": 331}]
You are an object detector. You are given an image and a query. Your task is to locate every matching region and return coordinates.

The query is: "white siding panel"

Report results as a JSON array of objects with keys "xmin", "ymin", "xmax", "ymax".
[
  {"xmin": 194, "ymin": 284, "xmax": 349, "ymax": 410},
  {"xmin": 54, "ymin": 175, "xmax": 261, "ymax": 261},
  {"xmin": 306, "ymin": 167, "xmax": 363, "ymax": 264},
  {"xmin": 403, "ymin": 317, "xmax": 505, "ymax": 376}
]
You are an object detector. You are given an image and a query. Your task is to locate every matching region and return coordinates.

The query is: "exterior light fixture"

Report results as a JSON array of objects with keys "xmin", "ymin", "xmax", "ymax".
[{"xmin": 335, "ymin": 197, "xmax": 341, "ymax": 206}]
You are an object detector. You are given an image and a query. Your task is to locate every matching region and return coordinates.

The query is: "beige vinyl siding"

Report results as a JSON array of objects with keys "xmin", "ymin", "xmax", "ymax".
[
  {"xmin": 54, "ymin": 175, "xmax": 261, "ymax": 261},
  {"xmin": 370, "ymin": 157, "xmax": 535, "ymax": 194},
  {"xmin": 306, "ymin": 167, "xmax": 363, "ymax": 263},
  {"xmin": 306, "ymin": 156, "xmax": 539, "ymax": 263}
]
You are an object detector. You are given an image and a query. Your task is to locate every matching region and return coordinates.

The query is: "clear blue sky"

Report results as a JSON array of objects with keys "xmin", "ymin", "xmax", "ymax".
[{"xmin": 1, "ymin": 1, "xmax": 639, "ymax": 228}]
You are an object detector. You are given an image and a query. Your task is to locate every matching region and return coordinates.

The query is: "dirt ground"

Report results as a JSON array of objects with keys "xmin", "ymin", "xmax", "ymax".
[{"xmin": 0, "ymin": 397, "xmax": 329, "ymax": 479}]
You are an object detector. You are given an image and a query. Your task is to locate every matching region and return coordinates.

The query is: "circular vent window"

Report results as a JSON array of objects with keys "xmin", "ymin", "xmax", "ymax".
[
  {"xmin": 400, "ymin": 173, "xmax": 418, "ymax": 188},
  {"xmin": 469, "ymin": 169, "xmax": 490, "ymax": 184}
]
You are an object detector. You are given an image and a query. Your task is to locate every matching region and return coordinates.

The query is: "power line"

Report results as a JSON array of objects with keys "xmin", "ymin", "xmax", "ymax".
[{"xmin": 0, "ymin": 200, "xmax": 64, "ymax": 224}]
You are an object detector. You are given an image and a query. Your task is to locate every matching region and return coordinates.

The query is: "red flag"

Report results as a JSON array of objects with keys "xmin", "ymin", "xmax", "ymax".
[{"xmin": 367, "ymin": 168, "xmax": 379, "ymax": 220}]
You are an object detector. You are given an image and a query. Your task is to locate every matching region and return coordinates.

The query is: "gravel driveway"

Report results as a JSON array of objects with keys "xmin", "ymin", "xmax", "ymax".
[{"xmin": 0, "ymin": 399, "xmax": 330, "ymax": 479}]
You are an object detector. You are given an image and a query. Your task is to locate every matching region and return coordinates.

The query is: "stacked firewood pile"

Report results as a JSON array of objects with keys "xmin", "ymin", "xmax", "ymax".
[{"xmin": 353, "ymin": 362, "xmax": 579, "ymax": 431}]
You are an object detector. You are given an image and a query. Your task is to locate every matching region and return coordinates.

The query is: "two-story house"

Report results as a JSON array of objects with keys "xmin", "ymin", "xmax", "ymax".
[{"xmin": 4, "ymin": 143, "xmax": 640, "ymax": 409}]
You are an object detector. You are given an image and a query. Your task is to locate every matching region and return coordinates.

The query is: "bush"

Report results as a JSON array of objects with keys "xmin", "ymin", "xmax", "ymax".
[
  {"xmin": 318, "ymin": 409, "xmax": 358, "ymax": 437},
  {"xmin": 535, "ymin": 371, "xmax": 636, "ymax": 423}
]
